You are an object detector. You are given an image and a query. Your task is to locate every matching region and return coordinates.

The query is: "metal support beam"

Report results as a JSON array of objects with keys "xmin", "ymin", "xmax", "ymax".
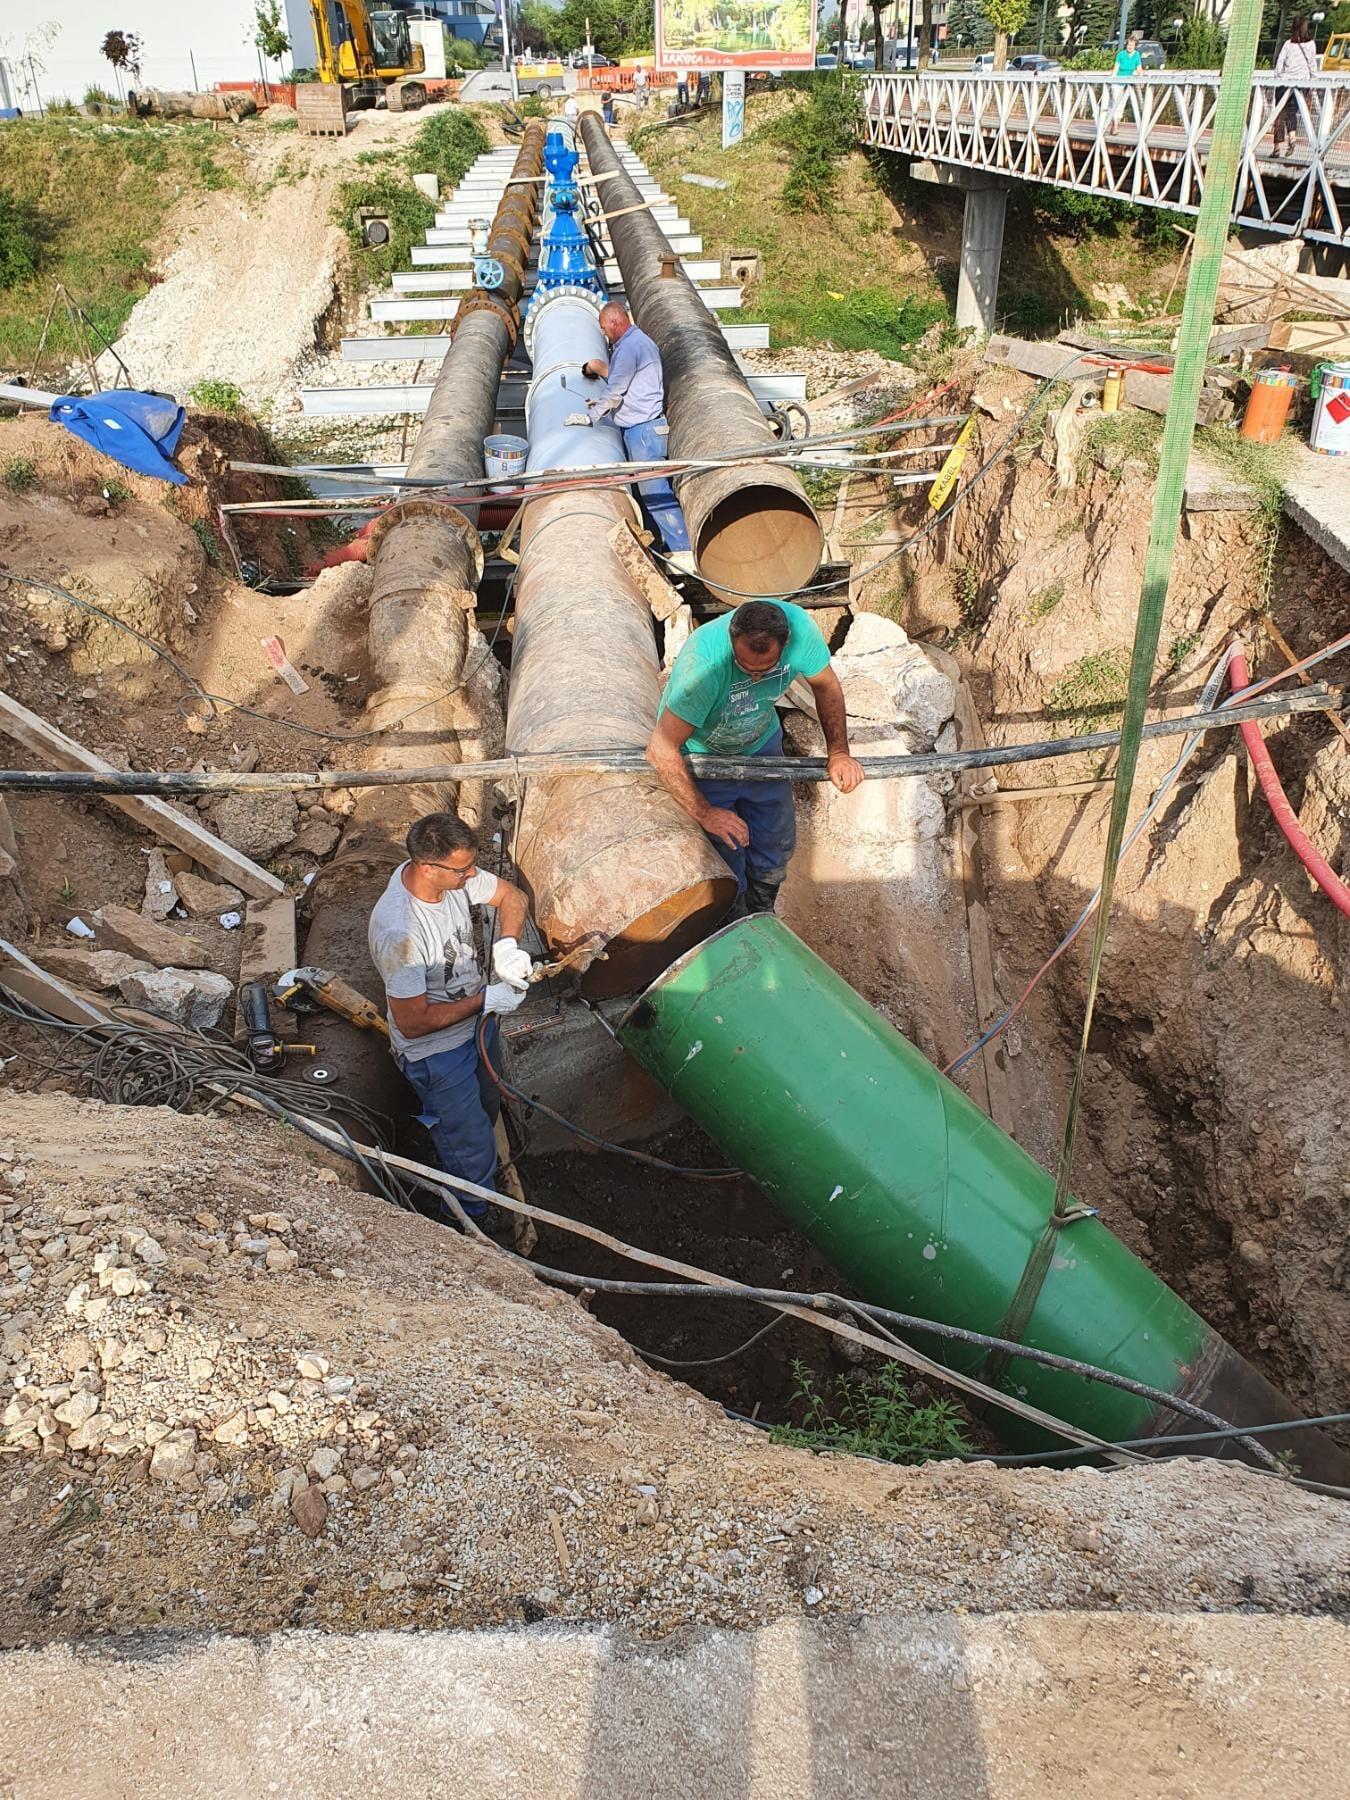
[
  {"xmin": 339, "ymin": 321, "xmax": 772, "ymax": 360},
  {"xmin": 368, "ymin": 286, "xmax": 744, "ymax": 322}
]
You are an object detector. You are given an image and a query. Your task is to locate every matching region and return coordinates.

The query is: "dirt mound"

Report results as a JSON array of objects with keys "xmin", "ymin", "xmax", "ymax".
[{"xmin": 3, "ymin": 1092, "xmax": 1348, "ymax": 1647}]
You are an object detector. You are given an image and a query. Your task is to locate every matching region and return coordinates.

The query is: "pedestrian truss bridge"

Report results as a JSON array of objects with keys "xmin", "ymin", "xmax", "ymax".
[{"xmin": 862, "ymin": 71, "xmax": 1350, "ymax": 247}]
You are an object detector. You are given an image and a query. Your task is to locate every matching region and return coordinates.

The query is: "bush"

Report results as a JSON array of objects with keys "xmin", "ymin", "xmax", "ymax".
[
  {"xmin": 759, "ymin": 77, "xmax": 863, "ymax": 214},
  {"xmin": 3, "ymin": 456, "xmax": 39, "ymax": 493},
  {"xmin": 333, "ymin": 172, "xmax": 435, "ymax": 283},
  {"xmin": 444, "ymin": 33, "xmax": 491, "ymax": 70},
  {"xmin": 189, "ymin": 377, "xmax": 245, "ymax": 414},
  {"xmin": 770, "ymin": 1361, "xmax": 974, "ymax": 1466},
  {"xmin": 0, "ymin": 194, "xmax": 39, "ymax": 291},
  {"xmin": 82, "ymin": 84, "xmax": 119, "ymax": 108},
  {"xmin": 406, "ymin": 109, "xmax": 490, "ymax": 188}
]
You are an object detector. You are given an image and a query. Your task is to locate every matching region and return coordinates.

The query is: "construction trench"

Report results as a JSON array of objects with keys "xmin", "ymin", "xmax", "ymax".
[{"xmin": 1, "ymin": 99, "xmax": 1350, "ymax": 1789}]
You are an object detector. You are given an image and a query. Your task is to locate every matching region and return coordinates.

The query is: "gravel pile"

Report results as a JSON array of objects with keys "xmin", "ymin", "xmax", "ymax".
[{"xmin": 4, "ymin": 1091, "xmax": 1349, "ymax": 1646}]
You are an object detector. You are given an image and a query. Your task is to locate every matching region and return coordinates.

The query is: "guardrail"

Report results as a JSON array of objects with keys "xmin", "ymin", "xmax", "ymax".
[{"xmin": 862, "ymin": 70, "xmax": 1350, "ymax": 245}]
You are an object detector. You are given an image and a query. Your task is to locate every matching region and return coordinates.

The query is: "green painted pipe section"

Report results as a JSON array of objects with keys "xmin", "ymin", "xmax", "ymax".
[{"xmin": 619, "ymin": 918, "xmax": 1344, "ymax": 1472}]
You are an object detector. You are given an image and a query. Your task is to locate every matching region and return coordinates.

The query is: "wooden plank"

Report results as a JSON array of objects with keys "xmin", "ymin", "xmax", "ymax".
[
  {"xmin": 1268, "ymin": 319, "xmax": 1350, "ymax": 357},
  {"xmin": 233, "ymin": 895, "xmax": 298, "ymax": 1044},
  {"xmin": 0, "ymin": 690, "xmax": 285, "ymax": 900}
]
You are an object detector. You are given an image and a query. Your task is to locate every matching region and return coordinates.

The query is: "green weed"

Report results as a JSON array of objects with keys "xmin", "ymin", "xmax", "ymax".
[
  {"xmin": 407, "ymin": 110, "xmax": 490, "ymax": 189},
  {"xmin": 189, "ymin": 377, "xmax": 244, "ymax": 414},
  {"xmin": 1080, "ymin": 409, "xmax": 1164, "ymax": 481},
  {"xmin": 0, "ymin": 194, "xmax": 39, "ymax": 291},
  {"xmin": 1048, "ymin": 648, "xmax": 1130, "ymax": 738},
  {"xmin": 267, "ymin": 114, "xmax": 299, "ymax": 132},
  {"xmin": 1169, "ymin": 631, "xmax": 1200, "ymax": 670},
  {"xmin": 100, "ymin": 476, "xmax": 132, "ymax": 506},
  {"xmin": 757, "ymin": 77, "xmax": 862, "ymax": 214},
  {"xmin": 333, "ymin": 173, "xmax": 435, "ymax": 287},
  {"xmin": 954, "ymin": 562, "xmax": 980, "ymax": 621},
  {"xmin": 191, "ymin": 518, "xmax": 227, "ymax": 570},
  {"xmin": 1194, "ymin": 423, "xmax": 1288, "ymax": 610},
  {"xmin": 3, "ymin": 456, "xmax": 38, "ymax": 493},
  {"xmin": 770, "ymin": 1360, "xmax": 974, "ymax": 1467},
  {"xmin": 1025, "ymin": 581, "xmax": 1064, "ymax": 622}
]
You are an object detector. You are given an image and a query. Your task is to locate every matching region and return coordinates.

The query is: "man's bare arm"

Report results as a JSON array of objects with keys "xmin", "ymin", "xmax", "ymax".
[
  {"xmin": 482, "ymin": 875, "xmax": 528, "ymax": 942},
  {"xmin": 806, "ymin": 667, "xmax": 865, "ymax": 794},
  {"xmin": 645, "ymin": 711, "xmax": 750, "ymax": 850},
  {"xmin": 388, "ymin": 990, "xmax": 483, "ymax": 1040}
]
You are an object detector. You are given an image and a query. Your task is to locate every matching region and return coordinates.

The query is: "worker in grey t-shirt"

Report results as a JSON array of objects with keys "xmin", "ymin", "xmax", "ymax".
[{"xmin": 367, "ymin": 810, "xmax": 533, "ymax": 1234}]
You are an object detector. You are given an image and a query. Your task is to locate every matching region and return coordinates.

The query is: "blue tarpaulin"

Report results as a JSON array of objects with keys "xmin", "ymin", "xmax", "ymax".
[{"xmin": 48, "ymin": 390, "xmax": 188, "ymax": 485}]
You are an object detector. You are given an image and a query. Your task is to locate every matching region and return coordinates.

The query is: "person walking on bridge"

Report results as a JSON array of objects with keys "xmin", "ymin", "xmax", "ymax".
[
  {"xmin": 1273, "ymin": 17, "xmax": 1318, "ymax": 159},
  {"xmin": 645, "ymin": 600, "xmax": 865, "ymax": 917},
  {"xmin": 1109, "ymin": 31, "xmax": 1143, "ymax": 125}
]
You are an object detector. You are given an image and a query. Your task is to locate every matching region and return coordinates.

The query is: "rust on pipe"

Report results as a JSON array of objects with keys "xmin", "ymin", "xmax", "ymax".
[
  {"xmin": 577, "ymin": 112, "xmax": 822, "ymax": 604},
  {"xmin": 507, "ymin": 489, "xmax": 737, "ymax": 996}
]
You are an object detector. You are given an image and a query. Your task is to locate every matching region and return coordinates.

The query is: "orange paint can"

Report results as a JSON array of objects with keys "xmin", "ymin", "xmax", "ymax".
[{"xmin": 1240, "ymin": 366, "xmax": 1298, "ymax": 444}]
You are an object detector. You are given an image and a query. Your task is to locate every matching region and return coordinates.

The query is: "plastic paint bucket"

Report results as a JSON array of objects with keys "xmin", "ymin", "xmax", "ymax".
[
  {"xmin": 1309, "ymin": 361, "xmax": 1350, "ymax": 457},
  {"xmin": 1240, "ymin": 366, "xmax": 1297, "ymax": 444},
  {"xmin": 483, "ymin": 432, "xmax": 529, "ymax": 490}
]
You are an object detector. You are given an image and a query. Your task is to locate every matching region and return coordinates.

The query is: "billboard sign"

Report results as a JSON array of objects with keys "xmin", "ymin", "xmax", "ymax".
[
  {"xmin": 656, "ymin": 0, "xmax": 816, "ymax": 70},
  {"xmin": 722, "ymin": 68, "xmax": 746, "ymax": 147}
]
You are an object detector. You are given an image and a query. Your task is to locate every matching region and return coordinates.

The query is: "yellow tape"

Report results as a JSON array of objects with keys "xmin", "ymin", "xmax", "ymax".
[{"xmin": 927, "ymin": 414, "xmax": 977, "ymax": 511}]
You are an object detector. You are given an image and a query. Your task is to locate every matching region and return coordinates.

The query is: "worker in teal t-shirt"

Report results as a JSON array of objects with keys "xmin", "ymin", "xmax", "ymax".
[
  {"xmin": 647, "ymin": 600, "xmax": 865, "ymax": 916},
  {"xmin": 1110, "ymin": 33, "xmax": 1143, "ymax": 123}
]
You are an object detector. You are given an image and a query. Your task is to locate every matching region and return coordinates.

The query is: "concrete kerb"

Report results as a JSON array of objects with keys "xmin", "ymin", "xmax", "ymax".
[{"xmin": 2, "ymin": 1614, "xmax": 1349, "ymax": 1798}]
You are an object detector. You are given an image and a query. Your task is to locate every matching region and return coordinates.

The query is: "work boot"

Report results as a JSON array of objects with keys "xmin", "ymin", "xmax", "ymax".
[{"xmin": 744, "ymin": 877, "xmax": 782, "ymax": 916}]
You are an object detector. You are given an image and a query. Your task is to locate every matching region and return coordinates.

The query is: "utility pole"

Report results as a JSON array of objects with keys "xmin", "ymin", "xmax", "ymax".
[
  {"xmin": 27, "ymin": 54, "xmax": 44, "ymax": 116},
  {"xmin": 501, "ymin": 0, "xmax": 518, "ymax": 98},
  {"xmin": 907, "ymin": 0, "xmax": 916, "ymax": 62},
  {"xmin": 1117, "ymin": 0, "xmax": 1130, "ymax": 50}
]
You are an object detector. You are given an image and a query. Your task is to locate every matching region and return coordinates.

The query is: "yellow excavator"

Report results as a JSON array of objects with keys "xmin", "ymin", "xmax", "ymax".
[{"xmin": 308, "ymin": 0, "xmax": 427, "ymax": 106}]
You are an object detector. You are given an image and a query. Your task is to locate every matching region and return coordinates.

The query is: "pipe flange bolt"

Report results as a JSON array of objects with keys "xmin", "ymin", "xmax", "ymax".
[{"xmin": 523, "ymin": 283, "xmax": 604, "ymax": 358}]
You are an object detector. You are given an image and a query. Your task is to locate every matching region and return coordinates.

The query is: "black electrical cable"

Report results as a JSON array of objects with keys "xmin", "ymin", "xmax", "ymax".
[{"xmin": 635, "ymin": 1313, "xmax": 787, "ymax": 1369}]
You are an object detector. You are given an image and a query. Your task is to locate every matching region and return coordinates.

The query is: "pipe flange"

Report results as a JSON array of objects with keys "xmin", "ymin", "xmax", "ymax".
[
  {"xmin": 452, "ymin": 287, "xmax": 522, "ymax": 352},
  {"xmin": 522, "ymin": 282, "xmax": 604, "ymax": 358},
  {"xmin": 364, "ymin": 498, "xmax": 485, "ymax": 587}
]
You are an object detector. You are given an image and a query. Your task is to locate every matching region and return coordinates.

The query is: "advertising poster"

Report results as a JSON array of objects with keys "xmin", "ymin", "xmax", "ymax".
[
  {"xmin": 722, "ymin": 68, "xmax": 746, "ymax": 147},
  {"xmin": 656, "ymin": 0, "xmax": 816, "ymax": 70}
]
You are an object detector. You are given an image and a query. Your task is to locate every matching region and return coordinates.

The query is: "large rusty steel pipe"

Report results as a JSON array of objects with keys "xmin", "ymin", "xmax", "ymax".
[
  {"xmin": 577, "ymin": 113, "xmax": 822, "ymax": 604},
  {"xmin": 299, "ymin": 124, "xmax": 547, "ymax": 1103},
  {"xmin": 507, "ymin": 287, "xmax": 736, "ymax": 995}
]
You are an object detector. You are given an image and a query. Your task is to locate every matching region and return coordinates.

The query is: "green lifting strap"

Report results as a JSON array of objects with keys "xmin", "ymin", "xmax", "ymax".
[{"xmin": 988, "ymin": 0, "xmax": 1267, "ymax": 1384}]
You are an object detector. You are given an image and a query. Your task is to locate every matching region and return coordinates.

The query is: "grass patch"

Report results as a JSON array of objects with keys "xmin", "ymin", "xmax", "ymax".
[
  {"xmin": 953, "ymin": 562, "xmax": 980, "ymax": 621},
  {"xmin": 407, "ymin": 110, "xmax": 490, "ymax": 189},
  {"xmin": 770, "ymin": 1361, "xmax": 973, "ymax": 1467},
  {"xmin": 1025, "ymin": 580, "xmax": 1064, "ymax": 622},
  {"xmin": 1079, "ymin": 409, "xmax": 1165, "ymax": 481},
  {"xmin": 1169, "ymin": 631, "xmax": 1201, "ymax": 670},
  {"xmin": 1048, "ymin": 648, "xmax": 1130, "ymax": 738},
  {"xmin": 761, "ymin": 286, "xmax": 949, "ymax": 360},
  {"xmin": 1194, "ymin": 424, "xmax": 1289, "ymax": 610},
  {"xmin": 189, "ymin": 377, "xmax": 244, "ymax": 414},
  {"xmin": 0, "ymin": 117, "xmax": 246, "ymax": 375},
  {"xmin": 3, "ymin": 456, "xmax": 38, "ymax": 493},
  {"xmin": 100, "ymin": 475, "xmax": 133, "ymax": 506}
]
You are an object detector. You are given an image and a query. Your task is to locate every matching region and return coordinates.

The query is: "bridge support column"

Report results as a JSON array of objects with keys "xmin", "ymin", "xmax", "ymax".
[{"xmin": 910, "ymin": 161, "xmax": 1009, "ymax": 337}]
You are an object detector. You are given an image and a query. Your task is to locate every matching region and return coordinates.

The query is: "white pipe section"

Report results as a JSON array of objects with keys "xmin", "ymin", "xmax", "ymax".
[{"xmin": 523, "ymin": 291, "xmax": 623, "ymax": 475}]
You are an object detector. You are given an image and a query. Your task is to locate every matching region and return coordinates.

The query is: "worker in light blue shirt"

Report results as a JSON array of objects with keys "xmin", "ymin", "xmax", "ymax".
[{"xmin": 582, "ymin": 301, "xmax": 689, "ymax": 551}]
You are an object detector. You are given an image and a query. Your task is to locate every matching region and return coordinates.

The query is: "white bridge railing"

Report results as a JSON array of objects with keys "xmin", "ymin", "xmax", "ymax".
[{"xmin": 862, "ymin": 71, "xmax": 1350, "ymax": 246}]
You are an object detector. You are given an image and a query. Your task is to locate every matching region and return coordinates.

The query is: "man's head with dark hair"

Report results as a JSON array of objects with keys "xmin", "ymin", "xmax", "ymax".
[
  {"xmin": 729, "ymin": 601, "xmax": 789, "ymax": 675},
  {"xmin": 405, "ymin": 812, "xmax": 481, "ymax": 897}
]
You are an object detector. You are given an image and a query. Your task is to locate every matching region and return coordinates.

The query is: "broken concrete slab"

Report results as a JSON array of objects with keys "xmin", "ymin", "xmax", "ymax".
[
  {"xmin": 174, "ymin": 871, "xmax": 245, "ymax": 918},
  {"xmin": 117, "ymin": 967, "xmax": 233, "ymax": 1031},
  {"xmin": 141, "ymin": 848, "xmax": 180, "ymax": 921},
  {"xmin": 93, "ymin": 905, "xmax": 213, "ymax": 971},
  {"xmin": 828, "ymin": 612, "xmax": 957, "ymax": 750},
  {"xmin": 210, "ymin": 792, "xmax": 299, "ymax": 860},
  {"xmin": 33, "ymin": 948, "xmax": 153, "ymax": 990},
  {"xmin": 286, "ymin": 819, "xmax": 341, "ymax": 860}
]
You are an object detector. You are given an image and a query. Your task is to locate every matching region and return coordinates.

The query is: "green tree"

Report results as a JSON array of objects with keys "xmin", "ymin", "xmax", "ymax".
[
  {"xmin": 518, "ymin": 0, "xmax": 561, "ymax": 53},
  {"xmin": 1172, "ymin": 5, "xmax": 1225, "ymax": 65},
  {"xmin": 554, "ymin": 0, "xmax": 654, "ymax": 56},
  {"xmin": 946, "ymin": 0, "xmax": 993, "ymax": 50},
  {"xmin": 986, "ymin": 0, "xmax": 1033, "ymax": 64},
  {"xmin": 99, "ymin": 28, "xmax": 144, "ymax": 99},
  {"xmin": 1067, "ymin": 0, "xmax": 1120, "ymax": 51},
  {"xmin": 253, "ymin": 0, "xmax": 290, "ymax": 66}
]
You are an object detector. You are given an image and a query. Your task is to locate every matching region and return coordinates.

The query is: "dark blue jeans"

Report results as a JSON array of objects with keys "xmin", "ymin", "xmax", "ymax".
[
  {"xmin": 693, "ymin": 727, "xmax": 796, "ymax": 895},
  {"xmin": 398, "ymin": 1018, "xmax": 501, "ymax": 1220}
]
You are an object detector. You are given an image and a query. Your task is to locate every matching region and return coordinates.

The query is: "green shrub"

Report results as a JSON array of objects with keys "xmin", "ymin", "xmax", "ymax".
[
  {"xmin": 82, "ymin": 84, "xmax": 119, "ymax": 108},
  {"xmin": 333, "ymin": 173, "xmax": 435, "ymax": 284},
  {"xmin": 1047, "ymin": 647, "xmax": 1130, "ymax": 736},
  {"xmin": 0, "ymin": 195, "xmax": 39, "ymax": 291},
  {"xmin": 763, "ymin": 284, "xmax": 949, "ymax": 359},
  {"xmin": 759, "ymin": 77, "xmax": 863, "ymax": 213},
  {"xmin": 189, "ymin": 376, "xmax": 245, "ymax": 414},
  {"xmin": 444, "ymin": 33, "xmax": 491, "ymax": 70},
  {"xmin": 2, "ymin": 456, "xmax": 39, "ymax": 493},
  {"xmin": 407, "ymin": 109, "xmax": 490, "ymax": 188},
  {"xmin": 770, "ymin": 1361, "xmax": 974, "ymax": 1466},
  {"xmin": 101, "ymin": 475, "xmax": 133, "ymax": 505}
]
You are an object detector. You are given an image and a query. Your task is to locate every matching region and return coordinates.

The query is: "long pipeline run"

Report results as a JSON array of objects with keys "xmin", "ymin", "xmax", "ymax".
[
  {"xmin": 505, "ymin": 121, "xmax": 735, "ymax": 992},
  {"xmin": 578, "ymin": 112, "xmax": 822, "ymax": 603}
]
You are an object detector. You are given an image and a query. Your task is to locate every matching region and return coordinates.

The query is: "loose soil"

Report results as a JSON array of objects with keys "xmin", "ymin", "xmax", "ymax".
[{"xmin": 4, "ymin": 1091, "xmax": 1349, "ymax": 1651}]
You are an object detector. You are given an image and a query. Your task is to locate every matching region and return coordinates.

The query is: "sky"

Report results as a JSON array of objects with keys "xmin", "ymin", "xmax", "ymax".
[{"xmin": 3, "ymin": 2, "xmax": 273, "ymax": 105}]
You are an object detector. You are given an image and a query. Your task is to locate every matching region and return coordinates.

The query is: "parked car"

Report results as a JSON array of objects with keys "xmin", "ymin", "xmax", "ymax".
[
  {"xmin": 1009, "ymin": 52, "xmax": 1062, "ymax": 71},
  {"xmin": 814, "ymin": 51, "xmax": 838, "ymax": 67},
  {"xmin": 565, "ymin": 49, "xmax": 616, "ymax": 67},
  {"xmin": 972, "ymin": 52, "xmax": 995, "ymax": 70},
  {"xmin": 1101, "ymin": 36, "xmax": 1167, "ymax": 67}
]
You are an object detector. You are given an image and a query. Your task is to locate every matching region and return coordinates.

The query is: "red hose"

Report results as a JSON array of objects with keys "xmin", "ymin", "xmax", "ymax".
[{"xmin": 1229, "ymin": 644, "xmax": 1350, "ymax": 918}]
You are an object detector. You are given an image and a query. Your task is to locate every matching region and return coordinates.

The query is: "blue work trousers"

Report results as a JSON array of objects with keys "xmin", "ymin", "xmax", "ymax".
[
  {"xmin": 398, "ymin": 1019, "xmax": 501, "ymax": 1220},
  {"xmin": 694, "ymin": 727, "xmax": 796, "ymax": 895},
  {"xmin": 622, "ymin": 419, "xmax": 690, "ymax": 553}
]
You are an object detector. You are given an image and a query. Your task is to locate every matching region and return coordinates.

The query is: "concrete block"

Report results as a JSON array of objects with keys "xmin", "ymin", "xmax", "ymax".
[
  {"xmin": 93, "ymin": 905, "xmax": 212, "ymax": 971},
  {"xmin": 118, "ymin": 967, "xmax": 233, "ymax": 1031}
]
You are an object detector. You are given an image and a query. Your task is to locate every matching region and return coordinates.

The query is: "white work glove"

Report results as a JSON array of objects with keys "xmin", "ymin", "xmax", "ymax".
[
  {"xmin": 566, "ymin": 410, "xmax": 594, "ymax": 427},
  {"xmin": 492, "ymin": 937, "xmax": 534, "ymax": 990},
  {"xmin": 482, "ymin": 981, "xmax": 526, "ymax": 1017}
]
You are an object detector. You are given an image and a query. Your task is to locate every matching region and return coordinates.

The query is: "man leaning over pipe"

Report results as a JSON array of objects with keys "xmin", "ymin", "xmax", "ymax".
[
  {"xmin": 645, "ymin": 601, "xmax": 865, "ymax": 917},
  {"xmin": 368, "ymin": 811, "xmax": 532, "ymax": 1243},
  {"xmin": 580, "ymin": 301, "xmax": 688, "ymax": 552}
]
